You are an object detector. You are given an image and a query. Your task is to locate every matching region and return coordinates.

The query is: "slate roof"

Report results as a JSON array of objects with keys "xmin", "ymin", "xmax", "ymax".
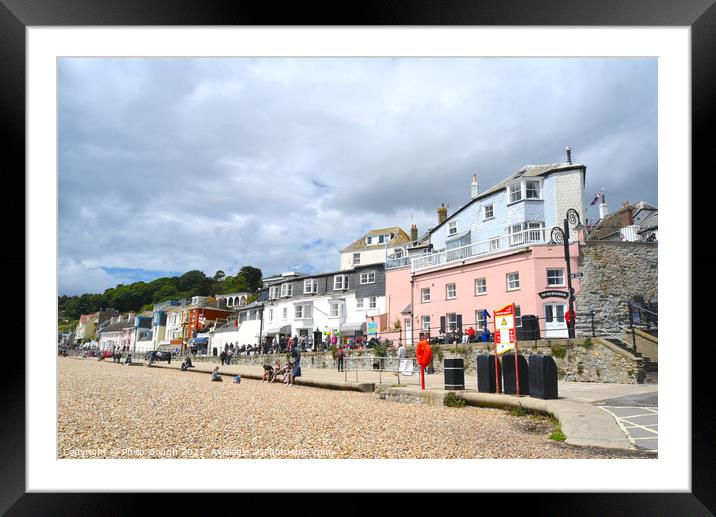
[
  {"xmin": 587, "ymin": 202, "xmax": 658, "ymax": 240},
  {"xmin": 430, "ymin": 162, "xmax": 586, "ymax": 235},
  {"xmin": 340, "ymin": 227, "xmax": 412, "ymax": 253}
]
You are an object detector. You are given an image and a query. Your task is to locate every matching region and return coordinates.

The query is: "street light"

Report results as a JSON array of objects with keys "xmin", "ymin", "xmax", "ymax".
[{"xmin": 548, "ymin": 208, "xmax": 582, "ymax": 339}]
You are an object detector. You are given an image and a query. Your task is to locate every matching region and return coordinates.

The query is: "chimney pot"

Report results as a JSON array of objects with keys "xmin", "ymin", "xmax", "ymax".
[
  {"xmin": 410, "ymin": 224, "xmax": 418, "ymax": 242},
  {"xmin": 437, "ymin": 204, "xmax": 448, "ymax": 225},
  {"xmin": 566, "ymin": 146, "xmax": 572, "ymax": 164},
  {"xmin": 471, "ymin": 175, "xmax": 479, "ymax": 199}
]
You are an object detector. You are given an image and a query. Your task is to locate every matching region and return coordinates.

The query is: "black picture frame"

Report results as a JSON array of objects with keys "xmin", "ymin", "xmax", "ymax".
[{"xmin": 2, "ymin": 0, "xmax": 709, "ymax": 514}]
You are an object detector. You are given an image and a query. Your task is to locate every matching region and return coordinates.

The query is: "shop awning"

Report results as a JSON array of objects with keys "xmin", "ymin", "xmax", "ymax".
[
  {"xmin": 279, "ymin": 325, "xmax": 292, "ymax": 335},
  {"xmin": 189, "ymin": 337, "xmax": 209, "ymax": 345},
  {"xmin": 340, "ymin": 322, "xmax": 364, "ymax": 333}
]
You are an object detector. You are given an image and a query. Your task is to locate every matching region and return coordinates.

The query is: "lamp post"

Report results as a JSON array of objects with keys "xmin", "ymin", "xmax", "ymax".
[{"xmin": 548, "ymin": 208, "xmax": 584, "ymax": 339}]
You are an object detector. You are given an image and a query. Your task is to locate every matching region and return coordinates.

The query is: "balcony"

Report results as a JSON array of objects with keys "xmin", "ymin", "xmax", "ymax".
[{"xmin": 410, "ymin": 228, "xmax": 546, "ymax": 274}]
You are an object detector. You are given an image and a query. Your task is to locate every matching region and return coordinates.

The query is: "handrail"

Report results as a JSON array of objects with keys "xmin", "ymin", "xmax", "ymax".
[
  {"xmin": 628, "ymin": 303, "xmax": 658, "ymax": 317},
  {"xmin": 344, "ymin": 356, "xmax": 419, "ymax": 385},
  {"xmin": 594, "ymin": 327, "xmax": 637, "ymax": 354}
]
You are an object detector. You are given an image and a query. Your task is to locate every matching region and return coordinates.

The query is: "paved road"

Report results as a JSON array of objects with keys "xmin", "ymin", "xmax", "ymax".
[{"xmin": 596, "ymin": 392, "xmax": 658, "ymax": 452}]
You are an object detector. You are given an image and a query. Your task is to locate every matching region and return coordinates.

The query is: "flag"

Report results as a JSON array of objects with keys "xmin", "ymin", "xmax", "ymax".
[{"xmin": 589, "ymin": 190, "xmax": 602, "ymax": 206}]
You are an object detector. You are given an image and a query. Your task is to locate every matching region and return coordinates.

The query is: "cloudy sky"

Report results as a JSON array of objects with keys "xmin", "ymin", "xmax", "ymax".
[{"xmin": 59, "ymin": 57, "xmax": 657, "ymax": 296}]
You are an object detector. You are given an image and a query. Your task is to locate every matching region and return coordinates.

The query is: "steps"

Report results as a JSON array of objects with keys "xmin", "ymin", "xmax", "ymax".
[{"xmin": 603, "ymin": 337, "xmax": 658, "ymax": 383}]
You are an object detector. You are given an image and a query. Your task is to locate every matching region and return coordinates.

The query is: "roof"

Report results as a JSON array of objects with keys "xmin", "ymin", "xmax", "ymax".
[
  {"xmin": 637, "ymin": 211, "xmax": 659, "ymax": 233},
  {"xmin": 431, "ymin": 162, "xmax": 586, "ymax": 235},
  {"xmin": 587, "ymin": 202, "xmax": 658, "ymax": 240},
  {"xmin": 138, "ymin": 311, "xmax": 153, "ymax": 318},
  {"xmin": 98, "ymin": 321, "xmax": 132, "ymax": 333},
  {"xmin": 400, "ymin": 303, "xmax": 412, "ymax": 315},
  {"xmin": 340, "ymin": 227, "xmax": 412, "ymax": 253}
]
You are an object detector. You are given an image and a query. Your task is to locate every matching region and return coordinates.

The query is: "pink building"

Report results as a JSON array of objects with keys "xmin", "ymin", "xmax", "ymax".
[{"xmin": 385, "ymin": 242, "xmax": 580, "ymax": 345}]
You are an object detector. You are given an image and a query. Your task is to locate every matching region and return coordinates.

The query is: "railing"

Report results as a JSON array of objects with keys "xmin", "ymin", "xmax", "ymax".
[
  {"xmin": 410, "ymin": 229, "xmax": 547, "ymax": 274},
  {"xmin": 344, "ymin": 356, "xmax": 420, "ymax": 384},
  {"xmin": 385, "ymin": 256, "xmax": 411, "ymax": 269}
]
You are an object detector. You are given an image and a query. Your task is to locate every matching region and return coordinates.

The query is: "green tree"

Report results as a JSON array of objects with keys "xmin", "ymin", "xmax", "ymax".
[{"xmin": 237, "ymin": 266, "xmax": 263, "ymax": 292}]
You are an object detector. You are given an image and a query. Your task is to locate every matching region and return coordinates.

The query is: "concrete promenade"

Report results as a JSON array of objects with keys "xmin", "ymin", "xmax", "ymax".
[{"xmin": 137, "ymin": 358, "xmax": 657, "ymax": 452}]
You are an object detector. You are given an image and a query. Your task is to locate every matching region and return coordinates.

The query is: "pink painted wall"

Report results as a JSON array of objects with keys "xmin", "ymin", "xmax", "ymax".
[{"xmin": 386, "ymin": 244, "xmax": 580, "ymax": 342}]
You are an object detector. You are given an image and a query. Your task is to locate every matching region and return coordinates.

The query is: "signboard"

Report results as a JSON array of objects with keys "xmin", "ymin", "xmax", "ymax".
[
  {"xmin": 367, "ymin": 321, "xmax": 378, "ymax": 337},
  {"xmin": 538, "ymin": 290, "xmax": 569, "ymax": 299},
  {"xmin": 570, "ymin": 272, "xmax": 583, "ymax": 279},
  {"xmin": 493, "ymin": 304, "xmax": 516, "ymax": 355}
]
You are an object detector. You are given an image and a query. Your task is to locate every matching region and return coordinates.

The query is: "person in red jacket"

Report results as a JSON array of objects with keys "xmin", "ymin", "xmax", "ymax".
[{"xmin": 466, "ymin": 326, "xmax": 476, "ymax": 343}]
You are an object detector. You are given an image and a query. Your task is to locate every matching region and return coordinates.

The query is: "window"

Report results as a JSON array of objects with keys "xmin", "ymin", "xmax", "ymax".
[
  {"xmin": 378, "ymin": 234, "xmax": 386, "ymax": 244},
  {"xmin": 352, "ymin": 253, "xmax": 361, "ymax": 265},
  {"xmin": 490, "ymin": 238, "xmax": 500, "ymax": 251},
  {"xmin": 507, "ymin": 272, "xmax": 520, "ymax": 290},
  {"xmin": 282, "ymin": 307, "xmax": 287, "ymax": 320},
  {"xmin": 421, "ymin": 288, "xmax": 431, "ymax": 303},
  {"xmin": 369, "ymin": 297, "xmax": 377, "ymax": 309},
  {"xmin": 394, "ymin": 249, "xmax": 403, "ymax": 259},
  {"xmin": 509, "ymin": 222, "xmax": 544, "ymax": 247},
  {"xmin": 446, "ymin": 283, "xmax": 456, "ymax": 299},
  {"xmin": 334, "ymin": 275, "xmax": 348, "ymax": 290},
  {"xmin": 475, "ymin": 309, "xmax": 487, "ymax": 330},
  {"xmin": 366, "ymin": 236, "xmax": 373, "ymax": 245},
  {"xmin": 447, "ymin": 313, "xmax": 458, "ymax": 332},
  {"xmin": 448, "ymin": 221, "xmax": 458, "ymax": 235},
  {"xmin": 547, "ymin": 268, "xmax": 565, "ymax": 286},
  {"xmin": 268, "ymin": 309, "xmax": 273, "ymax": 322},
  {"xmin": 475, "ymin": 278, "xmax": 487, "ymax": 295},
  {"xmin": 294, "ymin": 305, "xmax": 312, "ymax": 319},
  {"xmin": 295, "ymin": 305, "xmax": 303, "ymax": 319},
  {"xmin": 330, "ymin": 303, "xmax": 339, "ymax": 318},
  {"xmin": 359, "ymin": 272, "xmax": 376, "ymax": 284},
  {"xmin": 525, "ymin": 179, "xmax": 542, "ymax": 199},
  {"xmin": 304, "ymin": 279, "xmax": 317, "ymax": 294},
  {"xmin": 484, "ymin": 204, "xmax": 494, "ymax": 220},
  {"xmin": 268, "ymin": 286, "xmax": 279, "ymax": 300},
  {"xmin": 422, "ymin": 316, "xmax": 431, "ymax": 331},
  {"xmin": 509, "ymin": 182, "xmax": 522, "ymax": 203},
  {"xmin": 356, "ymin": 298, "xmax": 364, "ymax": 309},
  {"xmin": 280, "ymin": 283, "xmax": 293, "ymax": 297},
  {"xmin": 515, "ymin": 305, "xmax": 522, "ymax": 327}
]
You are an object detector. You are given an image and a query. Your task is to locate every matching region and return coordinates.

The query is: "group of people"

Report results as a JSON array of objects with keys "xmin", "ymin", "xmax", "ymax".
[{"xmin": 261, "ymin": 348, "xmax": 302, "ymax": 386}]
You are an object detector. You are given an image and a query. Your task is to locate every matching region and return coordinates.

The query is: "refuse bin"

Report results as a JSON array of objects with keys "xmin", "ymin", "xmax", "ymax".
[
  {"xmin": 444, "ymin": 358, "xmax": 465, "ymax": 390},
  {"xmin": 517, "ymin": 315, "xmax": 540, "ymax": 341},
  {"xmin": 528, "ymin": 354, "xmax": 558, "ymax": 399},
  {"xmin": 212, "ymin": 347, "xmax": 218, "ymax": 357},
  {"xmin": 502, "ymin": 353, "xmax": 529, "ymax": 395},
  {"xmin": 477, "ymin": 353, "xmax": 502, "ymax": 393}
]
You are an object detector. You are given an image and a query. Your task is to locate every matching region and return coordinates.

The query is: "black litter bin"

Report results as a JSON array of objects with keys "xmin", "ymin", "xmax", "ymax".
[
  {"xmin": 517, "ymin": 315, "xmax": 540, "ymax": 341},
  {"xmin": 477, "ymin": 354, "xmax": 502, "ymax": 393},
  {"xmin": 502, "ymin": 353, "xmax": 529, "ymax": 395},
  {"xmin": 444, "ymin": 358, "xmax": 465, "ymax": 390},
  {"xmin": 212, "ymin": 347, "xmax": 218, "ymax": 357},
  {"xmin": 529, "ymin": 354, "xmax": 558, "ymax": 399}
]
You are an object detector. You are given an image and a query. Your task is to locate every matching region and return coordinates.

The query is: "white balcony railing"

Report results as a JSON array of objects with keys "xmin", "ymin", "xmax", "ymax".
[{"xmin": 410, "ymin": 228, "xmax": 546, "ymax": 274}]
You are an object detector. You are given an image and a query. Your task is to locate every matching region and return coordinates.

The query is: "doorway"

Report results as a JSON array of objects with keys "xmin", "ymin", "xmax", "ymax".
[{"xmin": 544, "ymin": 302, "xmax": 568, "ymax": 338}]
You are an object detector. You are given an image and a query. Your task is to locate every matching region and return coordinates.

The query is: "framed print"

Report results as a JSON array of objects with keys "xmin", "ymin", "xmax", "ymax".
[{"xmin": 2, "ymin": 0, "xmax": 711, "ymax": 514}]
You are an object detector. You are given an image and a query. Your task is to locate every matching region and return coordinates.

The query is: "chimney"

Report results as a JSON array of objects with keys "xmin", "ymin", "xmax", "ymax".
[
  {"xmin": 566, "ymin": 146, "xmax": 572, "ymax": 164},
  {"xmin": 598, "ymin": 193, "xmax": 608, "ymax": 220},
  {"xmin": 471, "ymin": 175, "xmax": 479, "ymax": 199},
  {"xmin": 410, "ymin": 224, "xmax": 418, "ymax": 242},
  {"xmin": 621, "ymin": 202, "xmax": 634, "ymax": 227},
  {"xmin": 437, "ymin": 203, "xmax": 448, "ymax": 225}
]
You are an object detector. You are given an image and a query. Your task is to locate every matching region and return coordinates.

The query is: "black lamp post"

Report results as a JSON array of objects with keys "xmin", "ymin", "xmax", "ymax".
[{"xmin": 548, "ymin": 208, "xmax": 584, "ymax": 339}]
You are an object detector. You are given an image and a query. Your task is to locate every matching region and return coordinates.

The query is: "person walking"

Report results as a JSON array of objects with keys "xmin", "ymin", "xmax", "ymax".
[
  {"xmin": 226, "ymin": 347, "xmax": 234, "ymax": 365},
  {"xmin": 336, "ymin": 346, "xmax": 345, "ymax": 373},
  {"xmin": 219, "ymin": 349, "xmax": 226, "ymax": 366}
]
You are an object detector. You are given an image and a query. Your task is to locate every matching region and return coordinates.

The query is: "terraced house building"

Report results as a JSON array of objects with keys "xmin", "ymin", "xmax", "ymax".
[
  {"xmin": 261, "ymin": 265, "xmax": 387, "ymax": 343},
  {"xmin": 385, "ymin": 158, "xmax": 585, "ymax": 344}
]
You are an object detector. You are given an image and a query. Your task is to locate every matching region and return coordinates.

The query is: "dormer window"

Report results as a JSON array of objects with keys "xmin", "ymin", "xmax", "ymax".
[
  {"xmin": 280, "ymin": 283, "xmax": 293, "ymax": 297},
  {"xmin": 352, "ymin": 253, "xmax": 361, "ymax": 265},
  {"xmin": 334, "ymin": 274, "xmax": 348, "ymax": 290},
  {"xmin": 304, "ymin": 279, "xmax": 317, "ymax": 294},
  {"xmin": 508, "ymin": 178, "xmax": 543, "ymax": 204},
  {"xmin": 448, "ymin": 221, "xmax": 458, "ymax": 235},
  {"xmin": 366, "ymin": 236, "xmax": 373, "ymax": 245},
  {"xmin": 525, "ymin": 179, "xmax": 542, "ymax": 199},
  {"xmin": 509, "ymin": 183, "xmax": 522, "ymax": 203},
  {"xmin": 378, "ymin": 235, "xmax": 385, "ymax": 244}
]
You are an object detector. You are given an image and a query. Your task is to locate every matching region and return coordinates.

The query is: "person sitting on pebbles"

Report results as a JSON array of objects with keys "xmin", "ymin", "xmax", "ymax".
[
  {"xmin": 262, "ymin": 363, "xmax": 274, "ymax": 382},
  {"xmin": 211, "ymin": 366, "xmax": 223, "ymax": 382},
  {"xmin": 180, "ymin": 356, "xmax": 194, "ymax": 371},
  {"xmin": 123, "ymin": 354, "xmax": 133, "ymax": 366},
  {"xmin": 270, "ymin": 360, "xmax": 282, "ymax": 383}
]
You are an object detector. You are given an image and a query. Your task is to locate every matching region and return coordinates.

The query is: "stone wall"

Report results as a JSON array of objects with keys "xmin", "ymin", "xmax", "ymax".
[
  {"xmin": 196, "ymin": 339, "xmax": 644, "ymax": 384},
  {"xmin": 575, "ymin": 241, "xmax": 657, "ymax": 336}
]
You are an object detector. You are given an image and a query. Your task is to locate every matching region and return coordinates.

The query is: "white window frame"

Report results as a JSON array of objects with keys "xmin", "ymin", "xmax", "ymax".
[
  {"xmin": 490, "ymin": 238, "xmax": 500, "ymax": 251},
  {"xmin": 394, "ymin": 248, "xmax": 403, "ymax": 259},
  {"xmin": 475, "ymin": 309, "xmax": 487, "ymax": 330},
  {"xmin": 484, "ymin": 203, "xmax": 494, "ymax": 220},
  {"xmin": 446, "ymin": 283, "xmax": 457, "ymax": 299},
  {"xmin": 475, "ymin": 278, "xmax": 487, "ymax": 295},
  {"xmin": 282, "ymin": 307, "xmax": 288, "ymax": 320},
  {"xmin": 447, "ymin": 313, "xmax": 458, "ymax": 332},
  {"xmin": 448, "ymin": 221, "xmax": 458, "ymax": 235},
  {"xmin": 352, "ymin": 253, "xmax": 361, "ymax": 265},
  {"xmin": 329, "ymin": 303, "xmax": 339, "ymax": 318},
  {"xmin": 360, "ymin": 271, "xmax": 376, "ymax": 285},
  {"xmin": 525, "ymin": 179, "xmax": 542, "ymax": 199},
  {"xmin": 422, "ymin": 316, "xmax": 431, "ymax": 331},
  {"xmin": 356, "ymin": 297, "xmax": 364, "ymax": 309},
  {"xmin": 269, "ymin": 286, "xmax": 279, "ymax": 300},
  {"xmin": 369, "ymin": 297, "xmax": 377, "ymax": 309},
  {"xmin": 547, "ymin": 268, "xmax": 565, "ymax": 287},
  {"xmin": 507, "ymin": 272, "xmax": 521, "ymax": 291},
  {"xmin": 294, "ymin": 305, "xmax": 303, "ymax": 319},
  {"xmin": 334, "ymin": 275, "xmax": 348, "ymax": 290},
  {"xmin": 508, "ymin": 182, "xmax": 523, "ymax": 203},
  {"xmin": 280, "ymin": 283, "xmax": 293, "ymax": 297},
  {"xmin": 304, "ymin": 279, "xmax": 317, "ymax": 294},
  {"xmin": 378, "ymin": 234, "xmax": 386, "ymax": 244},
  {"xmin": 421, "ymin": 287, "xmax": 431, "ymax": 303},
  {"xmin": 366, "ymin": 236, "xmax": 373, "ymax": 245}
]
